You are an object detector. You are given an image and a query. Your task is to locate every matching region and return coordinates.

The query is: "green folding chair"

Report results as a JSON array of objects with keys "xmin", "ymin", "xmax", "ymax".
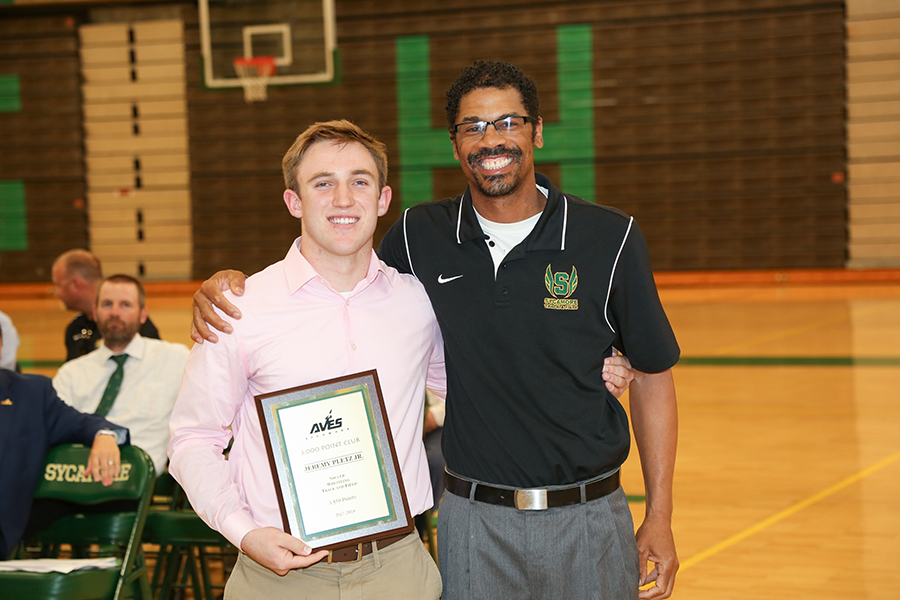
[
  {"xmin": 143, "ymin": 472, "xmax": 233, "ymax": 600},
  {"xmin": 0, "ymin": 443, "xmax": 156, "ymax": 600}
]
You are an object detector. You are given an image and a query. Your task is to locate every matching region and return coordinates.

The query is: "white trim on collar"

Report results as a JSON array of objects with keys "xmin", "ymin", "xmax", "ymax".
[
  {"xmin": 402, "ymin": 208, "xmax": 417, "ymax": 279},
  {"xmin": 456, "ymin": 198, "xmax": 464, "ymax": 244},
  {"xmin": 604, "ymin": 216, "xmax": 634, "ymax": 334}
]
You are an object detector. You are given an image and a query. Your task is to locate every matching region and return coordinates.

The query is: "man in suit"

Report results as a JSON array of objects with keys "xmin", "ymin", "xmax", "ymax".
[{"xmin": 0, "ymin": 325, "xmax": 129, "ymax": 560}]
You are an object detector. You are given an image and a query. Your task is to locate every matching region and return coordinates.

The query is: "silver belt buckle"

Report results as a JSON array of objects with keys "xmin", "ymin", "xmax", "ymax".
[{"xmin": 514, "ymin": 488, "xmax": 549, "ymax": 510}]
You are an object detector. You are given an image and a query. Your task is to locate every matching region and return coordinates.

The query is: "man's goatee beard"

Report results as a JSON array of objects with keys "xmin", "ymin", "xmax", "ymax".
[{"xmin": 467, "ymin": 146, "xmax": 524, "ymax": 197}]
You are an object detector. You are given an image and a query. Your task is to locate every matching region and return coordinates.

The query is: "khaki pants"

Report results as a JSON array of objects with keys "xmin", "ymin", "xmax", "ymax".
[{"xmin": 225, "ymin": 533, "xmax": 441, "ymax": 600}]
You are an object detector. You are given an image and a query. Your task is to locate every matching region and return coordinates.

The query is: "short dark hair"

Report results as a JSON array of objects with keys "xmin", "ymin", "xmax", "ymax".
[
  {"xmin": 445, "ymin": 61, "xmax": 541, "ymax": 131},
  {"xmin": 99, "ymin": 274, "xmax": 146, "ymax": 309}
]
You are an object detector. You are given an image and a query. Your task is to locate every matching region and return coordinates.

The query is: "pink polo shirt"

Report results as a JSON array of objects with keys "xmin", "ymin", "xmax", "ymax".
[{"xmin": 168, "ymin": 239, "xmax": 446, "ymax": 549}]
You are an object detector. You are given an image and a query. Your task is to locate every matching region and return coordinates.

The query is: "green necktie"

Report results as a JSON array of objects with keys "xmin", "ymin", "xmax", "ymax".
[{"xmin": 95, "ymin": 354, "xmax": 128, "ymax": 417}]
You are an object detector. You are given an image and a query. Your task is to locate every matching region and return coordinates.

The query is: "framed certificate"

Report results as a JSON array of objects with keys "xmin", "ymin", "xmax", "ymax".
[{"xmin": 254, "ymin": 370, "xmax": 414, "ymax": 551}]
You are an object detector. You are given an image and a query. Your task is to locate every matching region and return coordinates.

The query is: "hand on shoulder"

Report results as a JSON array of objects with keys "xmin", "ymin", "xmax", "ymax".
[{"xmin": 191, "ymin": 270, "xmax": 247, "ymax": 344}]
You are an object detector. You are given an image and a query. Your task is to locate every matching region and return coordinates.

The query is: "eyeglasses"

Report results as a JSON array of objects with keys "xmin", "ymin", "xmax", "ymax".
[{"xmin": 452, "ymin": 116, "xmax": 534, "ymax": 139}]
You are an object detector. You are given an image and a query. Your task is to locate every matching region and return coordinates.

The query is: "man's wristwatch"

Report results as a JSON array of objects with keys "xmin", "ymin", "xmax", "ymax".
[{"xmin": 95, "ymin": 429, "xmax": 117, "ymax": 439}]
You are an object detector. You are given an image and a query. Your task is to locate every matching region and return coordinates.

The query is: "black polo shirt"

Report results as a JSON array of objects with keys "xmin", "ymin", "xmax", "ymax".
[
  {"xmin": 378, "ymin": 173, "xmax": 679, "ymax": 488},
  {"xmin": 64, "ymin": 313, "xmax": 160, "ymax": 362}
]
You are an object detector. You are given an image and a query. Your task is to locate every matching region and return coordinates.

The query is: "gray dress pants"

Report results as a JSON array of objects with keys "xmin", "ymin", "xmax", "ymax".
[{"xmin": 437, "ymin": 484, "xmax": 639, "ymax": 600}]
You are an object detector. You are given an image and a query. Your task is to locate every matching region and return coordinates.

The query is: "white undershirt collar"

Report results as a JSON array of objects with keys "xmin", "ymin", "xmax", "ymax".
[{"xmin": 474, "ymin": 186, "xmax": 548, "ymax": 275}]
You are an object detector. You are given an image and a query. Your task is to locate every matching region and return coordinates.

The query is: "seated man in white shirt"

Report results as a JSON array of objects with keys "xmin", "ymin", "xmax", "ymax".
[
  {"xmin": 51, "ymin": 249, "xmax": 162, "ymax": 362},
  {"xmin": 53, "ymin": 275, "xmax": 189, "ymax": 475}
]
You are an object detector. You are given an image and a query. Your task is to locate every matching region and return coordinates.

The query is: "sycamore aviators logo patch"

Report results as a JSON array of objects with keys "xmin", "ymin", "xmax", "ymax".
[{"xmin": 544, "ymin": 265, "xmax": 579, "ymax": 310}]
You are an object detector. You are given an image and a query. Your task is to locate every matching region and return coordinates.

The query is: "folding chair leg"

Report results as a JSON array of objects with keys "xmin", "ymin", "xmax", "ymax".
[
  {"xmin": 197, "ymin": 546, "xmax": 217, "ymax": 600},
  {"xmin": 134, "ymin": 550, "xmax": 153, "ymax": 600},
  {"xmin": 158, "ymin": 546, "xmax": 186, "ymax": 600},
  {"xmin": 180, "ymin": 547, "xmax": 203, "ymax": 600},
  {"xmin": 150, "ymin": 543, "xmax": 172, "ymax": 593}
]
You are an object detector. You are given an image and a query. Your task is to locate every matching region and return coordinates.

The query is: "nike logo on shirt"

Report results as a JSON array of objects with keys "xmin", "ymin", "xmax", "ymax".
[{"xmin": 437, "ymin": 274, "xmax": 463, "ymax": 284}]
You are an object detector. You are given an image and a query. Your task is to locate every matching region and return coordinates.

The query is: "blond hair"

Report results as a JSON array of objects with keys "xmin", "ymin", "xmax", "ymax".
[{"xmin": 282, "ymin": 120, "xmax": 388, "ymax": 194}]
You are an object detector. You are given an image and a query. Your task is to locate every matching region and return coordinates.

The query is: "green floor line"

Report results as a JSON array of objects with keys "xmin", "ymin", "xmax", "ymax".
[
  {"xmin": 679, "ymin": 356, "xmax": 900, "ymax": 367},
  {"xmin": 17, "ymin": 360, "xmax": 66, "ymax": 369}
]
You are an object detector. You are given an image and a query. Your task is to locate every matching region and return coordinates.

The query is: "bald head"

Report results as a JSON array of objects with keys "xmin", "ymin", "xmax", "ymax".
[
  {"xmin": 53, "ymin": 250, "xmax": 102, "ymax": 282},
  {"xmin": 52, "ymin": 249, "xmax": 103, "ymax": 314}
]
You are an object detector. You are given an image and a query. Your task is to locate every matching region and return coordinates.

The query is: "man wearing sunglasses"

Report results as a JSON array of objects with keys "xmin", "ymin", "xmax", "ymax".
[{"xmin": 191, "ymin": 61, "xmax": 676, "ymax": 600}]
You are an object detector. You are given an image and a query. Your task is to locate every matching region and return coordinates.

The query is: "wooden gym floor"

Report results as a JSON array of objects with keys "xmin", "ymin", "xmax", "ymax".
[{"xmin": 2, "ymin": 269, "xmax": 899, "ymax": 599}]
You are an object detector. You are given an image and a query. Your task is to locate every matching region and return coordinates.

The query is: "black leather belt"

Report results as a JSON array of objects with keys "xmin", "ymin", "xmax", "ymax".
[
  {"xmin": 326, "ymin": 533, "xmax": 407, "ymax": 563},
  {"xmin": 444, "ymin": 470, "xmax": 620, "ymax": 510}
]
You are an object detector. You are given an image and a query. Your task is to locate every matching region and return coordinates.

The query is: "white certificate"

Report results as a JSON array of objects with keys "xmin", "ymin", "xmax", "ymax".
[{"xmin": 255, "ymin": 370, "xmax": 413, "ymax": 550}]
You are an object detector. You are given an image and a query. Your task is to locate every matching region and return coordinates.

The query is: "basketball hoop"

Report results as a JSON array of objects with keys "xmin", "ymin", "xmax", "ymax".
[{"xmin": 233, "ymin": 56, "xmax": 277, "ymax": 103}]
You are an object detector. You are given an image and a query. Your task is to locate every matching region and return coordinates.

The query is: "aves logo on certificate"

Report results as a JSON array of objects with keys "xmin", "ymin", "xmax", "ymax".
[{"xmin": 277, "ymin": 386, "xmax": 391, "ymax": 537}]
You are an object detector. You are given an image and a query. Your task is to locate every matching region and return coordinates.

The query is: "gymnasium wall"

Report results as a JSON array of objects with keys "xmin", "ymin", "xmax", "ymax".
[
  {"xmin": 0, "ymin": 0, "xmax": 873, "ymax": 282},
  {"xmin": 0, "ymin": 12, "xmax": 87, "ymax": 282},
  {"xmin": 846, "ymin": 0, "xmax": 900, "ymax": 267}
]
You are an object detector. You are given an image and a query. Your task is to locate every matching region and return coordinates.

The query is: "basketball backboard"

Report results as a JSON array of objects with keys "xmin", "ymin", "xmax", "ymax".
[{"xmin": 198, "ymin": 0, "xmax": 336, "ymax": 91}]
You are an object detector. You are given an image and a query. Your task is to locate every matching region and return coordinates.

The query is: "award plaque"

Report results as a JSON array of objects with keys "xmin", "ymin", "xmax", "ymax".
[{"xmin": 254, "ymin": 370, "xmax": 414, "ymax": 551}]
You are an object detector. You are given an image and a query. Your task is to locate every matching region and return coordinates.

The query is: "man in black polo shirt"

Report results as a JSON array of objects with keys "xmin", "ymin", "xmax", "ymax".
[
  {"xmin": 51, "ymin": 250, "xmax": 160, "ymax": 361},
  {"xmin": 190, "ymin": 62, "xmax": 678, "ymax": 600}
]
